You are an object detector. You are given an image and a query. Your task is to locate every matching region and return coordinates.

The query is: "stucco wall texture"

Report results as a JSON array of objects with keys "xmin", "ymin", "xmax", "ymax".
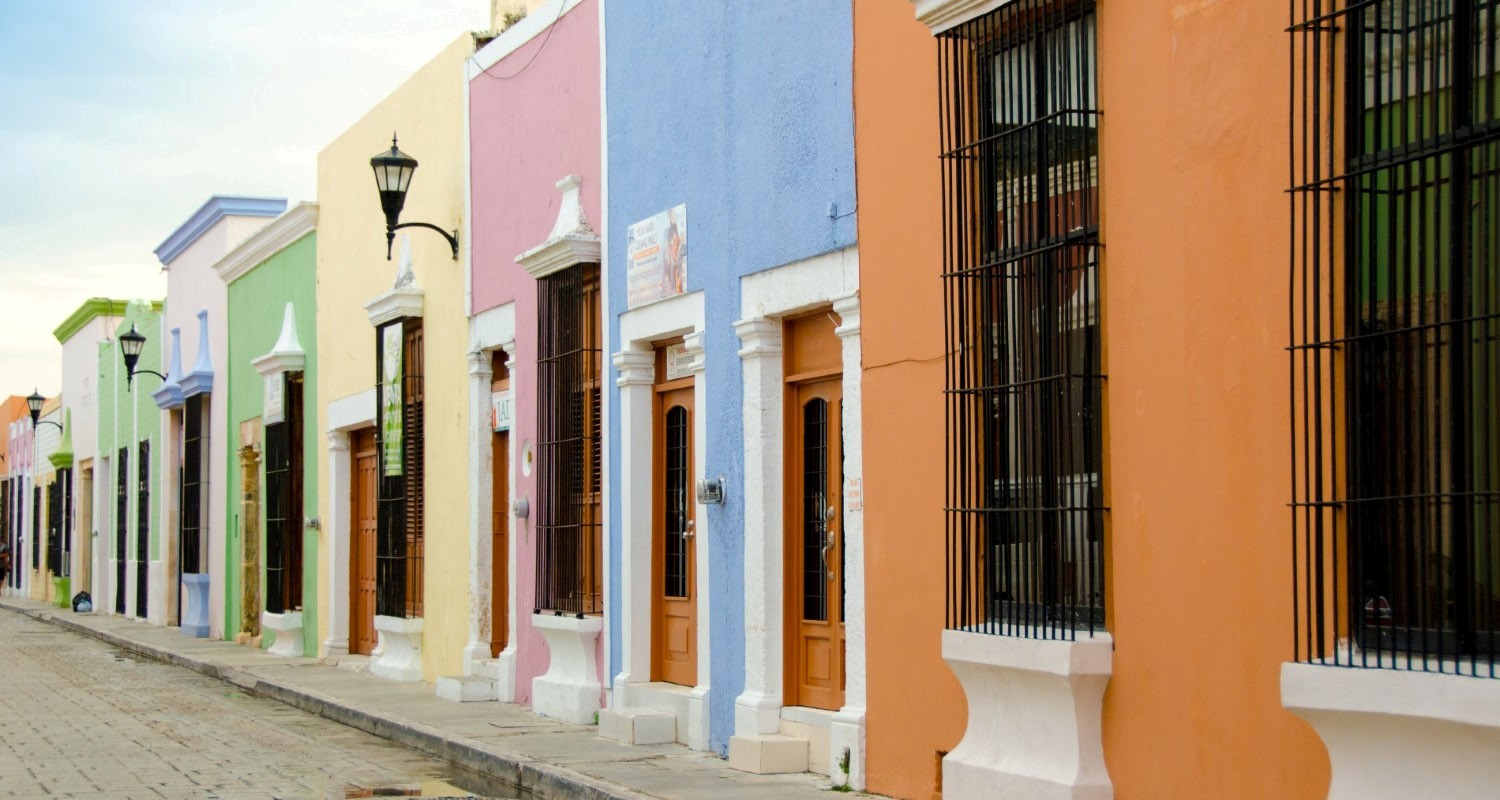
[
  {"xmin": 224, "ymin": 232, "xmax": 319, "ymax": 656},
  {"xmin": 315, "ymin": 34, "xmax": 474, "ymax": 681},
  {"xmin": 856, "ymin": 2, "xmax": 1332, "ymax": 798},
  {"xmin": 469, "ymin": 0, "xmax": 601, "ymax": 704},
  {"xmin": 604, "ymin": 0, "xmax": 857, "ymax": 753}
]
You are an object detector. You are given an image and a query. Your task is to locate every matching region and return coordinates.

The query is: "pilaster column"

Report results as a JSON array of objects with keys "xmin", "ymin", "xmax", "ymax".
[
  {"xmin": 612, "ymin": 347, "xmax": 655, "ymax": 689},
  {"xmin": 831, "ymin": 293, "xmax": 867, "ymax": 789},
  {"xmin": 732, "ymin": 317, "xmax": 785, "ymax": 737},
  {"xmin": 465, "ymin": 349, "xmax": 495, "ymax": 675},
  {"xmin": 323, "ymin": 429, "xmax": 350, "ymax": 656}
]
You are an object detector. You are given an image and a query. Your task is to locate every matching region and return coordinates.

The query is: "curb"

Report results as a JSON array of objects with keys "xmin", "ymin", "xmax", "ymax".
[{"xmin": 1, "ymin": 601, "xmax": 653, "ymax": 800}]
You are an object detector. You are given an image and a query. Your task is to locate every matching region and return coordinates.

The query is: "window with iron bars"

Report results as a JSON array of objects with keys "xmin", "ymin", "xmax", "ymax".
[
  {"xmin": 116, "ymin": 447, "xmax": 127, "ymax": 615},
  {"xmin": 180, "ymin": 395, "xmax": 205, "ymax": 576},
  {"xmin": 375, "ymin": 319, "xmax": 424, "ymax": 618},
  {"xmin": 939, "ymin": 0, "xmax": 1105, "ymax": 639},
  {"xmin": 264, "ymin": 374, "xmax": 304, "ymax": 615},
  {"xmin": 61, "ymin": 469, "xmax": 71, "ymax": 578},
  {"xmin": 137, "ymin": 440, "xmax": 149, "ymax": 619},
  {"xmin": 45, "ymin": 474, "xmax": 65, "ymax": 576},
  {"xmin": 1292, "ymin": 0, "xmax": 1500, "ymax": 676},
  {"xmin": 535, "ymin": 264, "xmax": 603, "ymax": 617},
  {"xmin": 32, "ymin": 485, "xmax": 40, "ymax": 572}
]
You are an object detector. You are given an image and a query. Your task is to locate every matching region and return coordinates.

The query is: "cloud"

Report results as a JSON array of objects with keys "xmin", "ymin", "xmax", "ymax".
[{"xmin": 0, "ymin": 0, "xmax": 489, "ymax": 398}]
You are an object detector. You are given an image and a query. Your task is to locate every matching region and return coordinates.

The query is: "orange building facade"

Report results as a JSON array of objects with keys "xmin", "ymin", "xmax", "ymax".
[{"xmin": 855, "ymin": 1, "xmax": 1380, "ymax": 797}]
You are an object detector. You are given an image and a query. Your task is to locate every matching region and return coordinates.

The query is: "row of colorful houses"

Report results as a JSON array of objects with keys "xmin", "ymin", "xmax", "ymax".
[{"xmin": 4, "ymin": 1, "xmax": 1499, "ymax": 798}]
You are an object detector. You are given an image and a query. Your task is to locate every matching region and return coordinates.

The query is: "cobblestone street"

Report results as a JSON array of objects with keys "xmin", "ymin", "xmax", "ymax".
[{"xmin": 0, "ymin": 609, "xmax": 515, "ymax": 799}]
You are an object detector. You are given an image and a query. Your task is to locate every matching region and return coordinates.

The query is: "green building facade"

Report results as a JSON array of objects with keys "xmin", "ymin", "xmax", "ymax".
[
  {"xmin": 95, "ymin": 299, "xmax": 166, "ymax": 621},
  {"xmin": 219, "ymin": 205, "xmax": 319, "ymax": 657}
]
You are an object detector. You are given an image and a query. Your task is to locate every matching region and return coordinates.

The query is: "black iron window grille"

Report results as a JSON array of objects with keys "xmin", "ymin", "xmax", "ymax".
[
  {"xmin": 46, "ymin": 479, "xmax": 60, "ymax": 576},
  {"xmin": 375, "ymin": 319, "xmax": 425, "ymax": 618},
  {"xmin": 116, "ymin": 447, "xmax": 127, "ymax": 615},
  {"xmin": 535, "ymin": 264, "xmax": 603, "ymax": 617},
  {"xmin": 61, "ymin": 469, "xmax": 71, "ymax": 578},
  {"xmin": 264, "ymin": 375, "xmax": 304, "ymax": 615},
  {"xmin": 940, "ymin": 0, "xmax": 1105, "ymax": 639},
  {"xmin": 137, "ymin": 440, "xmax": 150, "ymax": 619},
  {"xmin": 180, "ymin": 395, "xmax": 204, "ymax": 576},
  {"xmin": 1292, "ymin": 0, "xmax": 1500, "ymax": 676},
  {"xmin": 31, "ymin": 485, "xmax": 40, "ymax": 572},
  {"xmin": 0, "ymin": 479, "xmax": 9, "ymax": 579}
]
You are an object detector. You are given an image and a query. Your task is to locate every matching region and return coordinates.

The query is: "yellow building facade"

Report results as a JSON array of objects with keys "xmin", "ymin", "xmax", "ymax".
[{"xmin": 314, "ymin": 34, "xmax": 475, "ymax": 682}]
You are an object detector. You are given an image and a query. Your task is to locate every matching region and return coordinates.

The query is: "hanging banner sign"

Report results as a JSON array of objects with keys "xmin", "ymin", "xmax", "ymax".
[
  {"xmin": 491, "ymin": 390, "xmax": 514, "ymax": 432},
  {"xmin": 626, "ymin": 204, "xmax": 687, "ymax": 309},
  {"xmin": 381, "ymin": 322, "xmax": 404, "ymax": 476},
  {"xmin": 263, "ymin": 374, "xmax": 284, "ymax": 425}
]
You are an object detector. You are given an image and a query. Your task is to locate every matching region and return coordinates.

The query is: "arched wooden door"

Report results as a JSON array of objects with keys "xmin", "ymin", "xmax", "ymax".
[{"xmin": 652, "ymin": 380, "xmax": 696, "ymax": 685}]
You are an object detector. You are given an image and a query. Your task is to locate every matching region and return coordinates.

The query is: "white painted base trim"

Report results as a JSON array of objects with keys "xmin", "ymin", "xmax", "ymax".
[
  {"xmin": 1283, "ymin": 661, "xmax": 1500, "ymax": 799},
  {"xmin": 532, "ymin": 613, "xmax": 603, "ymax": 725},
  {"xmin": 147, "ymin": 560, "xmax": 168, "ymax": 626},
  {"xmin": 829, "ymin": 706, "xmax": 866, "ymax": 789},
  {"xmin": 370, "ymin": 615, "xmax": 424, "ymax": 682},
  {"xmin": 261, "ymin": 611, "xmax": 305, "ymax": 658},
  {"xmin": 493, "ymin": 646, "xmax": 519, "ymax": 702},
  {"xmin": 615, "ymin": 680, "xmax": 710, "ymax": 750},
  {"xmin": 942, "ymin": 629, "xmax": 1113, "ymax": 800}
]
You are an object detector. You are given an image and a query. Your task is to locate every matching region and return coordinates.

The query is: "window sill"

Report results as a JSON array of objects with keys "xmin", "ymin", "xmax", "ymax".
[
  {"xmin": 1282, "ymin": 662, "xmax": 1500, "ymax": 798},
  {"xmin": 941, "ymin": 629, "xmax": 1113, "ymax": 800}
]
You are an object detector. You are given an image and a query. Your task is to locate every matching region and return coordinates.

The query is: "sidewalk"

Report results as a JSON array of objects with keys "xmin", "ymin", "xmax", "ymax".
[{"xmin": 0, "ymin": 597, "xmax": 851, "ymax": 800}]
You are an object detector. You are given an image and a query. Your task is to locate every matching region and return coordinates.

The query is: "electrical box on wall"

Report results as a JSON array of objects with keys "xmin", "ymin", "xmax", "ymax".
[{"xmin": 696, "ymin": 478, "xmax": 724, "ymax": 505}]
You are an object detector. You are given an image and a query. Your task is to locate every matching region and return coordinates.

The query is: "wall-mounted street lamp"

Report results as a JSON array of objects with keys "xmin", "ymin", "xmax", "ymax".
[
  {"xmin": 26, "ymin": 390, "xmax": 62, "ymax": 431},
  {"xmin": 117, "ymin": 324, "xmax": 166, "ymax": 389},
  {"xmin": 370, "ymin": 134, "xmax": 459, "ymax": 261}
]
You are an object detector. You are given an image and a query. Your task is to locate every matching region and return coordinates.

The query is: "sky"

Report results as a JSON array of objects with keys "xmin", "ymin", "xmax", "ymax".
[{"xmin": 0, "ymin": 0, "xmax": 492, "ymax": 400}]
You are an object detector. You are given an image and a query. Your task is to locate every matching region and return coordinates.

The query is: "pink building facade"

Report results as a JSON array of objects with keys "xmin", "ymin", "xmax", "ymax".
[{"xmin": 464, "ymin": 0, "xmax": 603, "ymax": 718}]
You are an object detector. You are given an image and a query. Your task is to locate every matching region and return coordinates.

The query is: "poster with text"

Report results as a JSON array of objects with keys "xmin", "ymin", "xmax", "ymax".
[
  {"xmin": 381, "ymin": 322, "xmax": 403, "ymax": 476},
  {"xmin": 626, "ymin": 204, "xmax": 687, "ymax": 309}
]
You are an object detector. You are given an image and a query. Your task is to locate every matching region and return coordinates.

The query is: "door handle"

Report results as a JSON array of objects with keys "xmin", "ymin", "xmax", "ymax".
[
  {"xmin": 821, "ymin": 503, "xmax": 837, "ymax": 577},
  {"xmin": 683, "ymin": 519, "xmax": 695, "ymax": 539}
]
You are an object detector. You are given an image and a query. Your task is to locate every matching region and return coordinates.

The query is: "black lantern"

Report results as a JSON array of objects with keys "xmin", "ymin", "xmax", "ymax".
[
  {"xmin": 369, "ymin": 133, "xmax": 458, "ymax": 261},
  {"xmin": 26, "ymin": 389, "xmax": 61, "ymax": 431},
  {"xmin": 117, "ymin": 324, "xmax": 166, "ymax": 389}
]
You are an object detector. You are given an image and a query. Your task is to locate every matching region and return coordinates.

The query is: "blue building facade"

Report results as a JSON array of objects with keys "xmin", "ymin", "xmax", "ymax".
[{"xmin": 602, "ymin": 0, "xmax": 863, "ymax": 781}]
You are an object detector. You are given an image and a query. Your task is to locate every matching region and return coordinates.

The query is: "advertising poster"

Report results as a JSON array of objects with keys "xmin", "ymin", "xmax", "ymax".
[
  {"xmin": 381, "ymin": 322, "xmax": 403, "ymax": 476},
  {"xmin": 626, "ymin": 204, "xmax": 687, "ymax": 309}
]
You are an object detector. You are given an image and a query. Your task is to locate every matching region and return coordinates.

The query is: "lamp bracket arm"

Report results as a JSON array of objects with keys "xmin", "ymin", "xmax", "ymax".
[{"xmin": 390, "ymin": 221, "xmax": 460, "ymax": 260}]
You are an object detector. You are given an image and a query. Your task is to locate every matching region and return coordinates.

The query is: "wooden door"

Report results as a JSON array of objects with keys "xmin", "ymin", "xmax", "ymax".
[
  {"xmin": 490, "ymin": 429, "xmax": 509, "ymax": 658},
  {"xmin": 350, "ymin": 428, "xmax": 379, "ymax": 655},
  {"xmin": 785, "ymin": 311, "xmax": 845, "ymax": 711},
  {"xmin": 652, "ymin": 382, "xmax": 696, "ymax": 685}
]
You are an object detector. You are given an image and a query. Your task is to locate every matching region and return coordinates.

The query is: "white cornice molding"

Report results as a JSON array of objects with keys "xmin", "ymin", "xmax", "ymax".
[
  {"xmin": 516, "ymin": 175, "xmax": 601, "ymax": 280},
  {"xmin": 213, "ymin": 202, "xmax": 319, "ymax": 285},
  {"xmin": 469, "ymin": 0, "xmax": 587, "ymax": 77},
  {"xmin": 912, "ymin": 0, "xmax": 1015, "ymax": 33},
  {"xmin": 364, "ymin": 287, "xmax": 424, "ymax": 328}
]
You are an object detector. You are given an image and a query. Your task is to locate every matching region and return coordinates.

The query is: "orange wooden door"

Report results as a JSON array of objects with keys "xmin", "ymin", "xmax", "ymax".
[
  {"xmin": 350, "ymin": 428, "xmax": 379, "ymax": 656},
  {"xmin": 490, "ymin": 430, "xmax": 509, "ymax": 659},
  {"xmin": 788, "ymin": 377, "xmax": 845, "ymax": 710},
  {"xmin": 652, "ymin": 383, "xmax": 696, "ymax": 685}
]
